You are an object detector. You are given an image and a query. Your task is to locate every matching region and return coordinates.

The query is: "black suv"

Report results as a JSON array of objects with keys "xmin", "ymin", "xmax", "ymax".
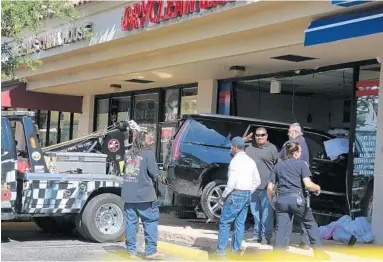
[{"xmin": 165, "ymin": 114, "xmax": 373, "ymax": 222}]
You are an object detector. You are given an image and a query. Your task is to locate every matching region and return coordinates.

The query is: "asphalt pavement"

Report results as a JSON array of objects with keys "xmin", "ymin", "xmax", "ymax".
[{"xmin": 1, "ymin": 222, "xmax": 187, "ymax": 261}]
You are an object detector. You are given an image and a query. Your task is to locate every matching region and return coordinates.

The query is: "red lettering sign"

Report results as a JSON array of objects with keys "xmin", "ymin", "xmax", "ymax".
[{"xmin": 121, "ymin": 0, "xmax": 230, "ymax": 31}]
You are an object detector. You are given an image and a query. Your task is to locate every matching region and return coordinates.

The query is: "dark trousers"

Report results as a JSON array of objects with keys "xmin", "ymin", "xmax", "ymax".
[{"xmin": 274, "ymin": 195, "xmax": 322, "ymax": 249}]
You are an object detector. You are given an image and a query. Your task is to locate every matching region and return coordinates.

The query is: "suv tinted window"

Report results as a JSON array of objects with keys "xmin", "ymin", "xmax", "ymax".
[
  {"xmin": 304, "ymin": 132, "xmax": 329, "ymax": 159},
  {"xmin": 184, "ymin": 118, "xmax": 247, "ymax": 147}
]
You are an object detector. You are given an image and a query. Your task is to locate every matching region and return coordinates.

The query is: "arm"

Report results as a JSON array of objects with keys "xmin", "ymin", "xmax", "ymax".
[
  {"xmin": 278, "ymin": 142, "xmax": 286, "ymax": 159},
  {"xmin": 271, "ymin": 145, "xmax": 280, "ymax": 164},
  {"xmin": 301, "ymin": 161, "xmax": 320, "ymax": 192},
  {"xmin": 267, "ymin": 168, "xmax": 277, "ymax": 201},
  {"xmin": 250, "ymin": 162, "xmax": 261, "ymax": 194},
  {"xmin": 267, "ymin": 182, "xmax": 274, "ymax": 201},
  {"xmin": 146, "ymin": 151, "xmax": 160, "ymax": 180},
  {"xmin": 221, "ymin": 160, "xmax": 238, "ymax": 199}
]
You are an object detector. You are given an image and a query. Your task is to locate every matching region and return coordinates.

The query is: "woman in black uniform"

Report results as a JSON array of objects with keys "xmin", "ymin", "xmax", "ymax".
[{"xmin": 267, "ymin": 142, "xmax": 325, "ymax": 255}]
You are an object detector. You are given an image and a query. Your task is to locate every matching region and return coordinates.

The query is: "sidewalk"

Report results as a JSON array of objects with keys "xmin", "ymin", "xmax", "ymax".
[{"xmin": 151, "ymin": 214, "xmax": 383, "ymax": 261}]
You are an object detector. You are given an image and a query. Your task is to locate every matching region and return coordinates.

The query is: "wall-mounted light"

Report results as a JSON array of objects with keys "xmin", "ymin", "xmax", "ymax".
[
  {"xmin": 110, "ymin": 84, "xmax": 122, "ymax": 89},
  {"xmin": 230, "ymin": 65, "xmax": 246, "ymax": 77}
]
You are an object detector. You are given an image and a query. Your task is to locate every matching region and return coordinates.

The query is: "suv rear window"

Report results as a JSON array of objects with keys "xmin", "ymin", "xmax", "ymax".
[{"xmin": 183, "ymin": 118, "xmax": 247, "ymax": 147}]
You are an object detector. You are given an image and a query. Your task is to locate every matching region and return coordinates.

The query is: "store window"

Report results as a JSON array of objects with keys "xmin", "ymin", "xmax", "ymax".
[
  {"xmin": 59, "ymin": 112, "xmax": 71, "ymax": 142},
  {"xmin": 72, "ymin": 113, "xmax": 80, "ymax": 139},
  {"xmin": 96, "ymin": 99, "xmax": 109, "ymax": 131},
  {"xmin": 134, "ymin": 93, "xmax": 159, "ymax": 152},
  {"xmin": 164, "ymin": 89, "xmax": 179, "ymax": 122},
  {"xmin": 111, "ymin": 96, "xmax": 131, "ymax": 123},
  {"xmin": 38, "ymin": 110, "xmax": 48, "ymax": 147},
  {"xmin": 48, "ymin": 111, "xmax": 59, "ymax": 146},
  {"xmin": 181, "ymin": 87, "xmax": 198, "ymax": 115}
]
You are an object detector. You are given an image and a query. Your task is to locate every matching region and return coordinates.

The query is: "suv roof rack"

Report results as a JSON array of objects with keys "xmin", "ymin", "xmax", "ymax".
[{"xmin": 1, "ymin": 111, "xmax": 35, "ymax": 117}]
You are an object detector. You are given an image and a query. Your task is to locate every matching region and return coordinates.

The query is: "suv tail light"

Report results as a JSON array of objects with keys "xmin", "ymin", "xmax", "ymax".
[
  {"xmin": 17, "ymin": 160, "xmax": 31, "ymax": 173},
  {"xmin": 171, "ymin": 120, "xmax": 190, "ymax": 161}
]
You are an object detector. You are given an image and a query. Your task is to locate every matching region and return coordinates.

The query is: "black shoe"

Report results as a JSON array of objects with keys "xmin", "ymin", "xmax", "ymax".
[{"xmin": 260, "ymin": 238, "xmax": 269, "ymax": 245}]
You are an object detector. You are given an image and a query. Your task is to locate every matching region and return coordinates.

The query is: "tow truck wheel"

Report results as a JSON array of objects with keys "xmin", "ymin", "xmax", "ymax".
[
  {"xmin": 81, "ymin": 193, "xmax": 125, "ymax": 243},
  {"xmin": 33, "ymin": 216, "xmax": 76, "ymax": 234}
]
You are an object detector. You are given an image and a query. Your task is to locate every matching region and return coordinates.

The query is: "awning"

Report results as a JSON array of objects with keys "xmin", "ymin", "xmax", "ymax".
[
  {"xmin": 1, "ymin": 82, "xmax": 83, "ymax": 113},
  {"xmin": 304, "ymin": 8, "xmax": 383, "ymax": 46}
]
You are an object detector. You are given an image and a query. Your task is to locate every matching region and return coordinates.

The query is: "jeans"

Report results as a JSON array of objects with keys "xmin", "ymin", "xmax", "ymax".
[
  {"xmin": 250, "ymin": 189, "xmax": 274, "ymax": 241},
  {"xmin": 217, "ymin": 190, "xmax": 251, "ymax": 256},
  {"xmin": 124, "ymin": 202, "xmax": 159, "ymax": 256}
]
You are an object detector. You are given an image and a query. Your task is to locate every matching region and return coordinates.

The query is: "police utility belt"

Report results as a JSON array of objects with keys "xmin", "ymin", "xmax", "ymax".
[{"xmin": 276, "ymin": 191, "xmax": 311, "ymax": 208}]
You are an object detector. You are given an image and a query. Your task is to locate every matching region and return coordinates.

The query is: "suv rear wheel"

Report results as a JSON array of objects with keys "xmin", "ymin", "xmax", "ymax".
[{"xmin": 201, "ymin": 180, "xmax": 226, "ymax": 221}]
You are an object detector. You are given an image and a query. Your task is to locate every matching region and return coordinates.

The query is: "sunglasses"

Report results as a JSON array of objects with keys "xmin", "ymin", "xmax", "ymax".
[{"xmin": 255, "ymin": 133, "xmax": 267, "ymax": 137}]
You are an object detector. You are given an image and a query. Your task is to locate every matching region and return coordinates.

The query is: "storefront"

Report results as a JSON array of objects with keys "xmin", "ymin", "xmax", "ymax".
[
  {"xmin": 93, "ymin": 84, "xmax": 198, "ymax": 162},
  {"xmin": 14, "ymin": 0, "xmax": 383, "ymax": 242},
  {"xmin": 1, "ymin": 80, "xmax": 83, "ymax": 148}
]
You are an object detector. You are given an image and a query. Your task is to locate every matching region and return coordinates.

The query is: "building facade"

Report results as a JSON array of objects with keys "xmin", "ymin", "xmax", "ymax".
[{"xmin": 11, "ymin": 0, "xmax": 383, "ymax": 242}]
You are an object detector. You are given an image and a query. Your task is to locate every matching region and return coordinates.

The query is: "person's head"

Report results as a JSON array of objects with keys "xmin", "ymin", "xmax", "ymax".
[
  {"xmin": 254, "ymin": 127, "xmax": 268, "ymax": 146},
  {"xmin": 129, "ymin": 131, "xmax": 154, "ymax": 157},
  {"xmin": 288, "ymin": 123, "xmax": 303, "ymax": 139},
  {"xmin": 231, "ymin": 136, "xmax": 245, "ymax": 155},
  {"xmin": 285, "ymin": 141, "xmax": 301, "ymax": 160}
]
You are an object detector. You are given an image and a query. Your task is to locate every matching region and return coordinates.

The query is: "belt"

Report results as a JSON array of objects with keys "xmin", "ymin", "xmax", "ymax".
[
  {"xmin": 277, "ymin": 192, "xmax": 303, "ymax": 197},
  {"xmin": 234, "ymin": 189, "xmax": 251, "ymax": 192}
]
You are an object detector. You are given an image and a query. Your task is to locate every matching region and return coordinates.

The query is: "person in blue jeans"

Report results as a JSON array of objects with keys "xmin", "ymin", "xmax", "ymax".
[
  {"xmin": 216, "ymin": 137, "xmax": 261, "ymax": 258},
  {"xmin": 121, "ymin": 131, "xmax": 167, "ymax": 260},
  {"xmin": 244, "ymin": 127, "xmax": 279, "ymax": 245}
]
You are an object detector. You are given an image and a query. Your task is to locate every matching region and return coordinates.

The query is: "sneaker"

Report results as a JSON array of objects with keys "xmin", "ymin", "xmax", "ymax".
[
  {"xmin": 246, "ymin": 236, "xmax": 260, "ymax": 243},
  {"xmin": 125, "ymin": 253, "xmax": 140, "ymax": 260},
  {"xmin": 145, "ymin": 252, "xmax": 165, "ymax": 260}
]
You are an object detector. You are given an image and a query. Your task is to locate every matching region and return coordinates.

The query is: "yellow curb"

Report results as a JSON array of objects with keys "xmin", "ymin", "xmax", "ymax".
[
  {"xmin": 325, "ymin": 246, "xmax": 383, "ymax": 259},
  {"xmin": 157, "ymin": 241, "xmax": 209, "ymax": 261}
]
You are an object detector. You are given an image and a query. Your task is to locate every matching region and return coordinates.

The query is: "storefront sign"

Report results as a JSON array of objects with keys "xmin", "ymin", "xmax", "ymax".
[
  {"xmin": 20, "ymin": 22, "xmax": 93, "ymax": 55},
  {"xmin": 121, "ymin": 0, "xmax": 233, "ymax": 31}
]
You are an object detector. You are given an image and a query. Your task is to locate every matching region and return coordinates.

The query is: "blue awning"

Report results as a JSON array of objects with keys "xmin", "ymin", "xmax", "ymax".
[{"xmin": 304, "ymin": 8, "xmax": 383, "ymax": 46}]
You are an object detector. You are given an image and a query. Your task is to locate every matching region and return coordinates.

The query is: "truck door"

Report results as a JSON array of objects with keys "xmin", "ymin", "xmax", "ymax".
[{"xmin": 1, "ymin": 117, "xmax": 18, "ymax": 218}]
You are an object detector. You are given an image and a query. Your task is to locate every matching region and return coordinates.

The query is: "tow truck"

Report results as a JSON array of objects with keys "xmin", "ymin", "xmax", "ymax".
[{"xmin": 1, "ymin": 111, "xmax": 143, "ymax": 243}]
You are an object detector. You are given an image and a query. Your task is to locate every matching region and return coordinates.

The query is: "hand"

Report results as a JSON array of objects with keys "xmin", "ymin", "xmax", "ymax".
[
  {"xmin": 244, "ymin": 133, "xmax": 253, "ymax": 142},
  {"xmin": 313, "ymin": 190, "xmax": 320, "ymax": 196},
  {"xmin": 158, "ymin": 171, "xmax": 168, "ymax": 185}
]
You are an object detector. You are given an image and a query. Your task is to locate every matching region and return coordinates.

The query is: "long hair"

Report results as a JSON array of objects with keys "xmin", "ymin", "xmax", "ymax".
[{"xmin": 128, "ymin": 131, "xmax": 147, "ymax": 158}]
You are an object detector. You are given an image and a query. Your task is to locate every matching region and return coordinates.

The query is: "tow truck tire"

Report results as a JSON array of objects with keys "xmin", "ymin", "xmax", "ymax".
[
  {"xmin": 81, "ymin": 193, "xmax": 125, "ymax": 243},
  {"xmin": 33, "ymin": 216, "xmax": 75, "ymax": 234}
]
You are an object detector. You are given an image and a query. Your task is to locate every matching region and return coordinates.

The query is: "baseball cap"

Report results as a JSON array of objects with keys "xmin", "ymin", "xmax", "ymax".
[{"xmin": 231, "ymin": 136, "xmax": 245, "ymax": 148}]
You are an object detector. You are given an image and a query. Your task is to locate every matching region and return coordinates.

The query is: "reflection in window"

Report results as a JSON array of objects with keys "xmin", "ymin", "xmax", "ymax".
[
  {"xmin": 97, "ymin": 99, "xmax": 109, "ymax": 131},
  {"xmin": 181, "ymin": 87, "xmax": 198, "ymax": 116}
]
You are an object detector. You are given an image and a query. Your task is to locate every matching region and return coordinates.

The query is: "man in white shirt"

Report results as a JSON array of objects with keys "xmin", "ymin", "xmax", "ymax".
[{"xmin": 216, "ymin": 137, "xmax": 261, "ymax": 258}]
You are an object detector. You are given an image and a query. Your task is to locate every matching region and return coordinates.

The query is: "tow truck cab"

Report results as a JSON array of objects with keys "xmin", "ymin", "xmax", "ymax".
[{"xmin": 1, "ymin": 111, "xmax": 46, "ymax": 220}]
